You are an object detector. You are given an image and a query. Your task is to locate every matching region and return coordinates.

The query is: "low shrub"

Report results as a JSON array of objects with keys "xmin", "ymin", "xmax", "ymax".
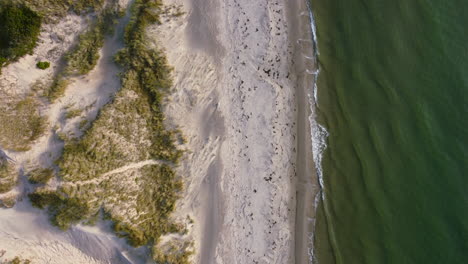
[
  {"xmin": 36, "ymin": 61, "xmax": 50, "ymax": 69},
  {"xmin": 0, "ymin": 2, "xmax": 41, "ymax": 70}
]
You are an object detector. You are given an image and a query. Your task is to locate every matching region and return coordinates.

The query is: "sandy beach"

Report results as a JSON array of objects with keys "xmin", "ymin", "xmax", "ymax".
[
  {"xmin": 0, "ymin": 0, "xmax": 319, "ymax": 262},
  {"xmin": 154, "ymin": 0, "xmax": 319, "ymax": 263}
]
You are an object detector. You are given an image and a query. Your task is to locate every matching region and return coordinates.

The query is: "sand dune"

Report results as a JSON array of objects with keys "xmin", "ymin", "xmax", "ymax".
[{"xmin": 0, "ymin": 2, "xmax": 149, "ymax": 263}]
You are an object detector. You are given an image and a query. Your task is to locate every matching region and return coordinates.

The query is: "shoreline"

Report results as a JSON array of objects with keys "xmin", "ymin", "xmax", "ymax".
[{"xmin": 285, "ymin": 0, "xmax": 321, "ymax": 263}]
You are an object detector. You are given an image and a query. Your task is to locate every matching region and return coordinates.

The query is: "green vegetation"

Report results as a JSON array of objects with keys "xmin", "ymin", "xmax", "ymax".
[
  {"xmin": 45, "ymin": 8, "xmax": 120, "ymax": 100},
  {"xmin": 0, "ymin": 2, "xmax": 42, "ymax": 70},
  {"xmin": 0, "ymin": 164, "xmax": 16, "ymax": 194},
  {"xmin": 28, "ymin": 168, "xmax": 54, "ymax": 184},
  {"xmin": 7, "ymin": 256, "xmax": 32, "ymax": 264},
  {"xmin": 65, "ymin": 25, "xmax": 103, "ymax": 75},
  {"xmin": 65, "ymin": 10, "xmax": 118, "ymax": 75},
  {"xmin": 29, "ymin": 0, "xmax": 193, "ymax": 261},
  {"xmin": 0, "ymin": 194, "xmax": 17, "ymax": 208},
  {"xmin": 70, "ymin": 0, "xmax": 105, "ymax": 13},
  {"xmin": 65, "ymin": 108, "xmax": 83, "ymax": 119},
  {"xmin": 22, "ymin": 0, "xmax": 105, "ymax": 21},
  {"xmin": 29, "ymin": 190, "xmax": 90, "ymax": 230},
  {"xmin": 153, "ymin": 240, "xmax": 193, "ymax": 264},
  {"xmin": 0, "ymin": 0, "xmax": 115, "ymax": 71},
  {"xmin": 36, "ymin": 61, "xmax": 50, "ymax": 69},
  {"xmin": 44, "ymin": 75, "xmax": 69, "ymax": 101},
  {"xmin": 0, "ymin": 97, "xmax": 47, "ymax": 151},
  {"xmin": 78, "ymin": 119, "xmax": 88, "ymax": 129},
  {"xmin": 57, "ymin": 0, "xmax": 182, "ymax": 181},
  {"xmin": 161, "ymin": 4, "xmax": 185, "ymax": 18}
]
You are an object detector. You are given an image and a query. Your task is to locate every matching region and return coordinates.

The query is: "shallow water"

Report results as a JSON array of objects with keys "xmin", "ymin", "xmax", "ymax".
[{"xmin": 311, "ymin": 0, "xmax": 468, "ymax": 263}]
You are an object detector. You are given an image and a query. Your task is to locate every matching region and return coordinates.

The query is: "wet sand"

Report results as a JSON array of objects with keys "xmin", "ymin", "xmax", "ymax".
[{"xmin": 285, "ymin": 1, "xmax": 321, "ymax": 263}]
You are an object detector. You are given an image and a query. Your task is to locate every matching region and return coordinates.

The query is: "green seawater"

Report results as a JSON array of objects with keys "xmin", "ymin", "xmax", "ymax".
[{"xmin": 312, "ymin": 0, "xmax": 468, "ymax": 263}]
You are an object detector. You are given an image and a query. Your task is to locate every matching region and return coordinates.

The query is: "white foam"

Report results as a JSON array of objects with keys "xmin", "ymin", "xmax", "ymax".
[
  {"xmin": 304, "ymin": 0, "xmax": 329, "ymax": 263},
  {"xmin": 307, "ymin": 190, "xmax": 323, "ymax": 263},
  {"xmin": 306, "ymin": 0, "xmax": 320, "ymax": 56},
  {"xmin": 308, "ymin": 100, "xmax": 328, "ymax": 198},
  {"xmin": 306, "ymin": 69, "xmax": 320, "ymax": 75}
]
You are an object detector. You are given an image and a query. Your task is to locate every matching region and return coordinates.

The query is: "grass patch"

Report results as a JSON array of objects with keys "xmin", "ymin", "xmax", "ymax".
[
  {"xmin": 6, "ymin": 256, "xmax": 32, "ymax": 264},
  {"xmin": 78, "ymin": 119, "xmax": 88, "ymax": 129},
  {"xmin": 0, "ymin": 164, "xmax": 16, "ymax": 194},
  {"xmin": 65, "ymin": 108, "xmax": 83, "ymax": 119},
  {"xmin": 64, "ymin": 10, "xmax": 118, "ymax": 75},
  {"xmin": 70, "ymin": 0, "xmax": 105, "ymax": 14},
  {"xmin": 0, "ymin": 194, "xmax": 17, "ymax": 208},
  {"xmin": 0, "ymin": 97, "xmax": 47, "ymax": 151},
  {"xmin": 22, "ymin": 0, "xmax": 105, "ymax": 22},
  {"xmin": 28, "ymin": 168, "xmax": 54, "ymax": 184},
  {"xmin": 64, "ymin": 24, "xmax": 103, "ymax": 75},
  {"xmin": 43, "ymin": 75, "xmax": 69, "ymax": 101},
  {"xmin": 153, "ymin": 240, "xmax": 194, "ymax": 264}
]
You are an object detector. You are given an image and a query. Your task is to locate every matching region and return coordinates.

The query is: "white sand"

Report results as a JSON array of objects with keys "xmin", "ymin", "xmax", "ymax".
[
  {"xmin": 152, "ymin": 0, "xmax": 317, "ymax": 263},
  {"xmin": 0, "ymin": 202, "xmax": 140, "ymax": 264}
]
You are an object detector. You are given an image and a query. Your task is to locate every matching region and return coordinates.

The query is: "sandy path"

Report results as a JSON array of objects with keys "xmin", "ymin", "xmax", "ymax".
[
  {"xmin": 101, "ymin": 160, "xmax": 167, "ymax": 177},
  {"xmin": 62, "ymin": 159, "xmax": 167, "ymax": 188}
]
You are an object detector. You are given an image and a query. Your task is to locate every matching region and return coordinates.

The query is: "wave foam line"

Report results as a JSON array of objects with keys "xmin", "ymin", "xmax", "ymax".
[
  {"xmin": 307, "ymin": 0, "xmax": 320, "ymax": 56},
  {"xmin": 304, "ymin": 0, "xmax": 329, "ymax": 263}
]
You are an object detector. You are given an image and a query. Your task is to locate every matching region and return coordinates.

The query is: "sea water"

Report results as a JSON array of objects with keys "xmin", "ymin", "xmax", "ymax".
[{"xmin": 310, "ymin": 0, "xmax": 468, "ymax": 263}]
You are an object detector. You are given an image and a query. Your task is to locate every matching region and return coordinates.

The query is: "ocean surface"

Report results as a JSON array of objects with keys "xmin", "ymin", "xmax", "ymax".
[{"xmin": 310, "ymin": 0, "xmax": 468, "ymax": 263}]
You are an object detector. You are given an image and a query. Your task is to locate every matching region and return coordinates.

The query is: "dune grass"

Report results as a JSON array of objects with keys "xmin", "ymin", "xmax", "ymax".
[
  {"xmin": 0, "ymin": 164, "xmax": 16, "ymax": 194},
  {"xmin": 6, "ymin": 256, "xmax": 32, "ymax": 264},
  {"xmin": 27, "ymin": 168, "xmax": 54, "ymax": 184},
  {"xmin": 29, "ymin": 189, "xmax": 91, "ymax": 230},
  {"xmin": 45, "ymin": 8, "xmax": 120, "ymax": 101},
  {"xmin": 65, "ymin": 9, "xmax": 119, "ymax": 76},
  {"xmin": 29, "ymin": 0, "xmax": 192, "ymax": 261},
  {"xmin": 22, "ymin": 0, "xmax": 105, "ymax": 20},
  {"xmin": 0, "ymin": 97, "xmax": 47, "ymax": 152}
]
